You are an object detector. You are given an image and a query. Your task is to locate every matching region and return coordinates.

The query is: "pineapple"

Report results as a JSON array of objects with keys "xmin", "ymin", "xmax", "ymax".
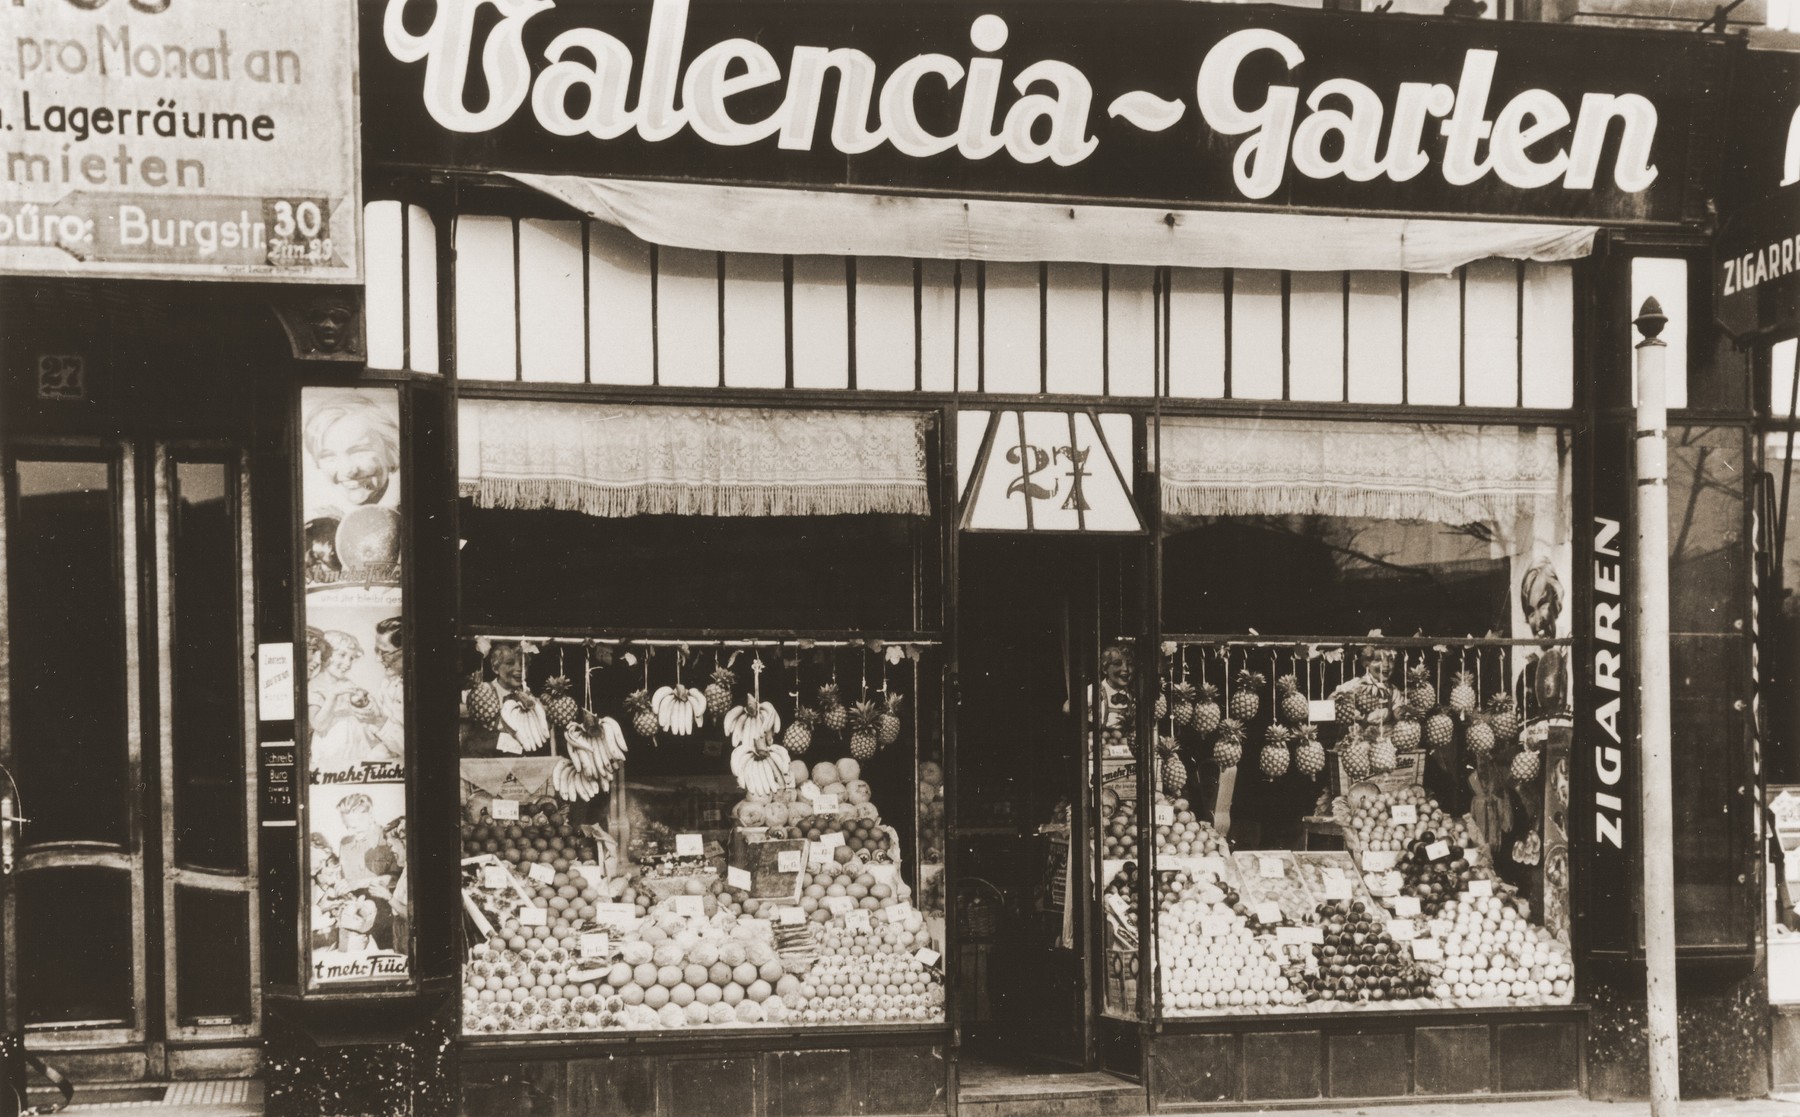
[
  {"xmin": 1391, "ymin": 705, "xmax": 1422, "ymax": 752},
  {"xmin": 543, "ymin": 676, "xmax": 579, "ymax": 729},
  {"xmin": 1466, "ymin": 715, "xmax": 1496, "ymax": 761},
  {"xmin": 1294, "ymin": 727, "xmax": 1326, "ymax": 778},
  {"xmin": 1511, "ymin": 745, "xmax": 1542, "ymax": 784},
  {"xmin": 624, "ymin": 688, "xmax": 659, "ymax": 739},
  {"xmin": 1407, "ymin": 664, "xmax": 1437, "ymax": 712},
  {"xmin": 1370, "ymin": 733, "xmax": 1397, "ymax": 773},
  {"xmin": 1341, "ymin": 736, "xmax": 1372, "ymax": 780},
  {"xmin": 1228, "ymin": 670, "xmax": 1264, "ymax": 722},
  {"xmin": 467, "ymin": 673, "xmax": 502, "ymax": 729},
  {"xmin": 848, "ymin": 700, "xmax": 880, "ymax": 760},
  {"xmin": 783, "ymin": 707, "xmax": 818, "ymax": 755},
  {"xmin": 1212, "ymin": 719, "xmax": 1245, "ymax": 768},
  {"xmin": 1334, "ymin": 690, "xmax": 1361, "ymax": 727},
  {"xmin": 817, "ymin": 684, "xmax": 847, "ymax": 734},
  {"xmin": 704, "ymin": 667, "xmax": 737, "ymax": 720},
  {"xmin": 1424, "ymin": 712, "xmax": 1455, "ymax": 751},
  {"xmin": 1191, "ymin": 684, "xmax": 1222, "ymax": 738},
  {"xmin": 877, "ymin": 692, "xmax": 904, "ymax": 747},
  {"xmin": 1487, "ymin": 693, "xmax": 1521, "ymax": 744},
  {"xmin": 1157, "ymin": 736, "xmax": 1188, "ymax": 795},
  {"xmin": 1355, "ymin": 681, "xmax": 1388, "ymax": 715},
  {"xmin": 1276, "ymin": 674, "xmax": 1310, "ymax": 726},
  {"xmin": 1448, "ymin": 671, "xmax": 1477, "ymax": 716},
  {"xmin": 1259, "ymin": 725, "xmax": 1292, "ymax": 778},
  {"xmin": 1154, "ymin": 688, "xmax": 1169, "ymax": 723},
  {"xmin": 1169, "ymin": 682, "xmax": 1198, "ymax": 729}
]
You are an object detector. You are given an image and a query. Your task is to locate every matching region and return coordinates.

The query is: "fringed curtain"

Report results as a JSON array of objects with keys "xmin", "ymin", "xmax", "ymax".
[
  {"xmin": 458, "ymin": 400, "xmax": 931, "ymax": 518},
  {"xmin": 1158, "ymin": 418, "xmax": 1562, "ymax": 526}
]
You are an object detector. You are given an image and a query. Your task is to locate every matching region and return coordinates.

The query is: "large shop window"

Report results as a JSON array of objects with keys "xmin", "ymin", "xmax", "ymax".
[
  {"xmin": 458, "ymin": 401, "xmax": 937, "ymax": 631},
  {"xmin": 1100, "ymin": 418, "xmax": 1574, "ymax": 1018},
  {"xmin": 455, "ymin": 402, "xmax": 946, "ymax": 1035}
]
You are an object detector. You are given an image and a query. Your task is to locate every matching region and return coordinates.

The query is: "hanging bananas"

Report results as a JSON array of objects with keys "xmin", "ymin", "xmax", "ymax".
[
  {"xmin": 550, "ymin": 756, "xmax": 602, "ymax": 801},
  {"xmin": 728, "ymin": 700, "xmax": 790, "ymax": 796},
  {"xmin": 652, "ymin": 684, "xmax": 706, "ymax": 735},
  {"xmin": 499, "ymin": 692, "xmax": 550, "ymax": 752},
  {"xmin": 723, "ymin": 700, "xmax": 781, "ymax": 748}
]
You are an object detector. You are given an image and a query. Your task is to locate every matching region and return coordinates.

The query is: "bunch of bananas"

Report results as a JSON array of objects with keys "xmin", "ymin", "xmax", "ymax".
[
  {"xmin": 727, "ymin": 701, "xmax": 790, "ymax": 796},
  {"xmin": 551, "ymin": 715, "xmax": 628, "ymax": 801},
  {"xmin": 500, "ymin": 693, "xmax": 550, "ymax": 752},
  {"xmin": 652, "ymin": 684, "xmax": 706, "ymax": 735}
]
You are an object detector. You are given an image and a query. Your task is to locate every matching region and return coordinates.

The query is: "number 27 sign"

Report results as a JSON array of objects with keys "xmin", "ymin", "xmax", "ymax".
[
  {"xmin": 960, "ymin": 410, "xmax": 1142, "ymax": 533},
  {"xmin": 36, "ymin": 353, "xmax": 86, "ymax": 401}
]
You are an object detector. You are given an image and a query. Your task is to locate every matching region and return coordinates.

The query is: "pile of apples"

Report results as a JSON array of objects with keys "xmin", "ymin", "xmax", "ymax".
[
  {"xmin": 1431, "ymin": 895, "xmax": 1572, "ymax": 1003},
  {"xmin": 1341, "ymin": 784, "xmax": 1477, "ymax": 855},
  {"xmin": 1300, "ymin": 900, "xmax": 1431, "ymax": 1004},
  {"xmin": 459, "ymin": 805, "xmax": 602, "ymax": 867},
  {"xmin": 1158, "ymin": 872, "xmax": 1300, "ymax": 1012},
  {"xmin": 1102, "ymin": 798, "xmax": 1142, "ymax": 860},
  {"xmin": 1154, "ymin": 800, "xmax": 1228, "ymax": 857},
  {"xmin": 799, "ymin": 913, "xmax": 942, "ymax": 1024},
  {"xmin": 1396, "ymin": 834, "xmax": 1486, "ymax": 918}
]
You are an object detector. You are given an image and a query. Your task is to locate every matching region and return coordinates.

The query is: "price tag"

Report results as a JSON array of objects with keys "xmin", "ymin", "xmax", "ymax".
[
  {"xmin": 528, "ymin": 862, "xmax": 556, "ymax": 885},
  {"xmin": 1387, "ymin": 919, "xmax": 1417, "ymax": 941},
  {"xmin": 915, "ymin": 948, "xmax": 941, "ymax": 968},
  {"xmin": 809, "ymin": 842, "xmax": 831, "ymax": 866},
  {"xmin": 1393, "ymin": 896, "xmax": 1422, "ymax": 918},
  {"xmin": 820, "ymin": 832, "xmax": 846, "ymax": 849},
  {"xmin": 575, "ymin": 865, "xmax": 603, "ymax": 892},
  {"xmin": 1323, "ymin": 877, "xmax": 1352, "ymax": 901},
  {"xmin": 1411, "ymin": 939, "xmax": 1443, "ymax": 961},
  {"xmin": 1289, "ymin": 925, "xmax": 1324, "ymax": 944},
  {"xmin": 1463, "ymin": 847, "xmax": 1483, "ymax": 866},
  {"xmin": 1390, "ymin": 804, "xmax": 1417, "ymax": 825},
  {"xmin": 518, "ymin": 904, "xmax": 547, "ymax": 927},
  {"xmin": 1429, "ymin": 919, "xmax": 1454, "ymax": 939},
  {"xmin": 844, "ymin": 909, "xmax": 871, "ymax": 932},
  {"xmin": 670, "ymin": 895, "xmax": 705, "ymax": 920},
  {"xmin": 814, "ymin": 794, "xmax": 842, "ymax": 813},
  {"xmin": 778, "ymin": 906, "xmax": 806, "ymax": 926},
  {"xmin": 1309, "ymin": 699, "xmax": 1337, "ymax": 723},
  {"xmin": 887, "ymin": 902, "xmax": 914, "ymax": 924},
  {"xmin": 1468, "ymin": 879, "xmax": 1494, "ymax": 898},
  {"xmin": 1259, "ymin": 856, "xmax": 1284, "ymax": 880},
  {"xmin": 727, "ymin": 867, "xmax": 752, "ymax": 890},
  {"xmin": 869, "ymin": 864, "xmax": 896, "ymax": 885},
  {"xmin": 1201, "ymin": 914, "xmax": 1235, "ymax": 938},
  {"xmin": 1154, "ymin": 803, "xmax": 1174, "ymax": 826},
  {"xmin": 675, "ymin": 833, "xmax": 705, "ymax": 857},
  {"xmin": 825, "ymin": 896, "xmax": 855, "ymax": 916},
  {"xmin": 1255, "ymin": 901, "xmax": 1283, "ymax": 924},
  {"xmin": 778, "ymin": 850, "xmax": 804, "ymax": 873},
  {"xmin": 482, "ymin": 864, "xmax": 511, "ymax": 889},
  {"xmin": 1361, "ymin": 851, "xmax": 1397, "ymax": 872},
  {"xmin": 591, "ymin": 903, "xmax": 638, "ymax": 930},
  {"xmin": 579, "ymin": 933, "xmax": 609, "ymax": 958},
  {"xmin": 491, "ymin": 799, "xmax": 520, "ymax": 821},
  {"xmin": 1425, "ymin": 841, "xmax": 1451, "ymax": 861}
]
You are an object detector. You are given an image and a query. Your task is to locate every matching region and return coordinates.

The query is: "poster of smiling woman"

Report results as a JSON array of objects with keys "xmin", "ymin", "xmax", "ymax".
[{"xmin": 301, "ymin": 387, "xmax": 402, "ymax": 606}]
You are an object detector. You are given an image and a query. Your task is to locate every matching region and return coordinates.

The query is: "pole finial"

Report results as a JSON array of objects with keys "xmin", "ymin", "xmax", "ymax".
[{"xmin": 1635, "ymin": 297, "xmax": 1668, "ymax": 341}]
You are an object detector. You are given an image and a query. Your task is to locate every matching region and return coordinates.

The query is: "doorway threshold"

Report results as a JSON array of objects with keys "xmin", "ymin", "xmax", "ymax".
[
  {"xmin": 26, "ymin": 1078, "xmax": 261, "ymax": 1115},
  {"xmin": 959, "ymin": 1057, "xmax": 1142, "ymax": 1117}
]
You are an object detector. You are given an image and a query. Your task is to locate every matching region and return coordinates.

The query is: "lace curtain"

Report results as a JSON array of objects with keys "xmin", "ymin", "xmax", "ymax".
[
  {"xmin": 457, "ymin": 401, "xmax": 931, "ymax": 518},
  {"xmin": 1158, "ymin": 418, "xmax": 1563, "ymax": 526}
]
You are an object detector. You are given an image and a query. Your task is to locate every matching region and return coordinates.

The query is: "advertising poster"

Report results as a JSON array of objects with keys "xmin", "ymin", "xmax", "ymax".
[
  {"xmin": 301, "ymin": 386, "xmax": 409, "ymax": 988},
  {"xmin": 1, "ymin": 0, "xmax": 360, "ymax": 280}
]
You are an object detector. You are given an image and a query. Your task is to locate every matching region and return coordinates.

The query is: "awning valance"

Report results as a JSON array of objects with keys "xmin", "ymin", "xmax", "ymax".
[
  {"xmin": 1159, "ymin": 418, "xmax": 1562, "ymax": 525},
  {"xmin": 458, "ymin": 401, "xmax": 930, "ymax": 518},
  {"xmin": 509, "ymin": 173, "xmax": 1597, "ymax": 276}
]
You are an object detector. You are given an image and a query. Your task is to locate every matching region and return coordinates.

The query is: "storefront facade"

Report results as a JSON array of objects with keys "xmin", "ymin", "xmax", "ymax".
[{"xmin": 2, "ymin": 0, "xmax": 1790, "ymax": 1114}]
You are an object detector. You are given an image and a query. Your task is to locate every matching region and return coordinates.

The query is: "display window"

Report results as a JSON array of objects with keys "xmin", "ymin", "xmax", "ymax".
[{"xmin": 1094, "ymin": 417, "xmax": 1574, "ymax": 1019}]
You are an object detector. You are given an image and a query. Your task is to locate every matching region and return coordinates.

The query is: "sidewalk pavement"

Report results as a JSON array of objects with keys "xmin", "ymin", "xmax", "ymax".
[{"xmin": 1212, "ymin": 1098, "xmax": 1800, "ymax": 1116}]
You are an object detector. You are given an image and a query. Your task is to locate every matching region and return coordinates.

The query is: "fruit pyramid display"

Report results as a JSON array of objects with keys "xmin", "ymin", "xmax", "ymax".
[
  {"xmin": 1432, "ymin": 894, "xmax": 1572, "ymax": 1003},
  {"xmin": 1297, "ymin": 900, "xmax": 1428, "ymax": 1005},
  {"xmin": 1338, "ymin": 785, "xmax": 1478, "ymax": 856},
  {"xmin": 1152, "ymin": 799, "xmax": 1228, "ymax": 857},
  {"xmin": 1158, "ymin": 870, "xmax": 1304, "ymax": 1013}
]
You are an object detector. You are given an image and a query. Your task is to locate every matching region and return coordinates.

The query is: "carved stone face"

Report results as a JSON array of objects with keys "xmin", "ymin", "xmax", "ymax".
[{"xmin": 310, "ymin": 302, "xmax": 354, "ymax": 352}]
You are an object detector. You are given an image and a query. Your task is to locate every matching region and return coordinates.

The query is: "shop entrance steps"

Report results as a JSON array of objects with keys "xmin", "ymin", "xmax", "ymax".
[{"xmin": 958, "ymin": 1061, "xmax": 1141, "ymax": 1117}]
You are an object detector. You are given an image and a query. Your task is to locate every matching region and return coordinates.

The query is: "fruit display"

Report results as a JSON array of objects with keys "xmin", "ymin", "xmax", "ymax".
[
  {"xmin": 1158, "ymin": 869, "xmax": 1305, "ymax": 1013},
  {"xmin": 1295, "ymin": 900, "xmax": 1430, "ymax": 1005},
  {"xmin": 1431, "ymin": 895, "xmax": 1573, "ymax": 1003},
  {"xmin": 1154, "ymin": 799, "xmax": 1228, "ymax": 858},
  {"xmin": 1337, "ymin": 784, "xmax": 1475, "ymax": 856}
]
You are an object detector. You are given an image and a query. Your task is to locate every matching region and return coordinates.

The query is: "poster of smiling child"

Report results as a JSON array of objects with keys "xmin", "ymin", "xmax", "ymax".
[
  {"xmin": 301, "ymin": 387, "xmax": 402, "ymax": 605},
  {"xmin": 308, "ymin": 782, "xmax": 410, "ymax": 986}
]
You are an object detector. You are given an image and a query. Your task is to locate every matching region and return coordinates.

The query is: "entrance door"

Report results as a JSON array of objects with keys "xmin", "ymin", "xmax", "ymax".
[
  {"xmin": 955, "ymin": 535, "xmax": 1136, "ymax": 1072},
  {"xmin": 0, "ymin": 441, "xmax": 259, "ymax": 1084}
]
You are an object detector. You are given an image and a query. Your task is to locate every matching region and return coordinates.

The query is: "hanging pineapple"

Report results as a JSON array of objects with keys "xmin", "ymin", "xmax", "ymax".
[
  {"xmin": 1487, "ymin": 693, "xmax": 1521, "ymax": 746},
  {"xmin": 1259, "ymin": 725, "xmax": 1292, "ymax": 778},
  {"xmin": 1391, "ymin": 703, "xmax": 1422, "ymax": 752},
  {"xmin": 1448, "ymin": 670, "xmax": 1478, "ymax": 716},
  {"xmin": 704, "ymin": 665, "xmax": 737, "ymax": 721},
  {"xmin": 542, "ymin": 675, "xmax": 580, "ymax": 729},
  {"xmin": 1340, "ymin": 734, "xmax": 1373, "ymax": 780},
  {"xmin": 1191, "ymin": 683, "xmax": 1222, "ymax": 738},
  {"xmin": 817, "ymin": 683, "xmax": 847, "ymax": 734},
  {"xmin": 1276, "ymin": 674, "xmax": 1310, "ymax": 726},
  {"xmin": 847, "ymin": 700, "xmax": 880, "ymax": 760},
  {"xmin": 1511, "ymin": 741, "xmax": 1542, "ymax": 785},
  {"xmin": 1169, "ymin": 681, "xmax": 1198, "ymax": 729},
  {"xmin": 1157, "ymin": 736, "xmax": 1188, "ymax": 796},
  {"xmin": 784, "ymin": 707, "xmax": 818, "ymax": 755},
  {"xmin": 1369, "ymin": 730, "xmax": 1397, "ymax": 773},
  {"xmin": 1212, "ymin": 718, "xmax": 1245, "ymax": 768},
  {"xmin": 624, "ymin": 688, "xmax": 660, "ymax": 740},
  {"xmin": 1334, "ymin": 689, "xmax": 1361, "ymax": 728},
  {"xmin": 1294, "ymin": 725, "xmax": 1326, "ymax": 778},
  {"xmin": 1466, "ymin": 714, "xmax": 1497, "ymax": 761},
  {"xmin": 1424, "ymin": 710, "xmax": 1455, "ymax": 752},
  {"xmin": 1407, "ymin": 663, "xmax": 1437, "ymax": 712},
  {"xmin": 467, "ymin": 672, "xmax": 502, "ymax": 731},
  {"xmin": 877, "ymin": 692, "xmax": 904, "ymax": 747},
  {"xmin": 1229, "ymin": 669, "xmax": 1264, "ymax": 721}
]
